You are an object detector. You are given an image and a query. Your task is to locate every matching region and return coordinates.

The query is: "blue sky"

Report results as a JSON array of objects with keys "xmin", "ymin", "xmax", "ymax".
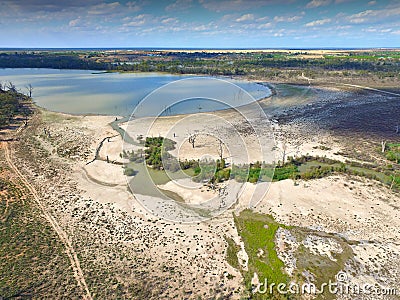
[{"xmin": 1, "ymin": 0, "xmax": 399, "ymax": 48}]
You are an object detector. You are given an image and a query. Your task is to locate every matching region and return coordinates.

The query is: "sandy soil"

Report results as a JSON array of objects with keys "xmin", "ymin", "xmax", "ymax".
[
  {"xmin": 83, "ymin": 160, "xmax": 126, "ymax": 186},
  {"xmin": 10, "ymin": 83, "xmax": 399, "ymax": 298}
]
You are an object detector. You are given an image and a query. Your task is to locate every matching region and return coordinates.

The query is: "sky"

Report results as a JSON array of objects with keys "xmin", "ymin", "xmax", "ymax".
[{"xmin": 0, "ymin": 0, "xmax": 399, "ymax": 48}]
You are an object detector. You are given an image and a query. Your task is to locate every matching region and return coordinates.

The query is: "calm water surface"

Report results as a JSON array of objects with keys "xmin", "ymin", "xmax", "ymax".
[{"xmin": 0, "ymin": 68, "xmax": 271, "ymax": 116}]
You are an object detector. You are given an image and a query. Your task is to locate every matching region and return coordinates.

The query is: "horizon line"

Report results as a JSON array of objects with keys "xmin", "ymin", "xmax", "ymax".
[{"xmin": 1, "ymin": 47, "xmax": 400, "ymax": 51}]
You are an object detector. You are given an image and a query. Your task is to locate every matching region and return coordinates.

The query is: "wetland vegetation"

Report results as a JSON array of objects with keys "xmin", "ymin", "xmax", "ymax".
[{"xmin": 128, "ymin": 135, "xmax": 400, "ymax": 191}]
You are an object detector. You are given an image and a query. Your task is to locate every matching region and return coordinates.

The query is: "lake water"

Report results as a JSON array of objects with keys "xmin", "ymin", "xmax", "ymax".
[{"xmin": 0, "ymin": 68, "xmax": 271, "ymax": 116}]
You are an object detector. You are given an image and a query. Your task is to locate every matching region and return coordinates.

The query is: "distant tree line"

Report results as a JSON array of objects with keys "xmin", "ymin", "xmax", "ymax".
[
  {"xmin": 0, "ymin": 52, "xmax": 109, "ymax": 70},
  {"xmin": 1, "ymin": 51, "xmax": 400, "ymax": 78}
]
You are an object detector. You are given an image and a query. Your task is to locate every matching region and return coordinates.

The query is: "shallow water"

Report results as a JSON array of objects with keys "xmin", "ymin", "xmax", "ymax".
[{"xmin": 0, "ymin": 68, "xmax": 271, "ymax": 116}]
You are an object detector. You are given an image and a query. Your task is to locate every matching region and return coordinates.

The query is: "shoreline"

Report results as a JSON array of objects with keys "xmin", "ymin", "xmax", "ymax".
[{"xmin": 4, "ymin": 69, "xmax": 272, "ymax": 118}]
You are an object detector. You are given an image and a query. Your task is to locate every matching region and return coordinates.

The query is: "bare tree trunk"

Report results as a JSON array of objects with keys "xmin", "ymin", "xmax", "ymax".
[
  {"xmin": 188, "ymin": 133, "xmax": 197, "ymax": 148},
  {"xmin": 6, "ymin": 81, "xmax": 17, "ymax": 94},
  {"xmin": 217, "ymin": 139, "xmax": 223, "ymax": 161},
  {"xmin": 26, "ymin": 84, "xmax": 33, "ymax": 98},
  {"xmin": 282, "ymin": 142, "xmax": 287, "ymax": 165}
]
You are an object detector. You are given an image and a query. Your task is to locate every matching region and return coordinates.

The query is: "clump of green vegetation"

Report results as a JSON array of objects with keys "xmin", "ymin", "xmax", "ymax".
[
  {"xmin": 225, "ymin": 236, "xmax": 240, "ymax": 270},
  {"xmin": 193, "ymin": 158, "xmax": 230, "ymax": 183},
  {"xmin": 232, "ymin": 210, "xmax": 289, "ymax": 299},
  {"xmin": 272, "ymin": 163, "xmax": 299, "ymax": 181},
  {"xmin": 179, "ymin": 159, "xmax": 199, "ymax": 170},
  {"xmin": 230, "ymin": 161, "xmax": 273, "ymax": 183},
  {"xmin": 144, "ymin": 137, "xmax": 176, "ymax": 170},
  {"xmin": 385, "ymin": 143, "xmax": 400, "ymax": 164},
  {"xmin": 121, "ymin": 149, "xmax": 144, "ymax": 163},
  {"xmin": 123, "ymin": 167, "xmax": 137, "ymax": 176}
]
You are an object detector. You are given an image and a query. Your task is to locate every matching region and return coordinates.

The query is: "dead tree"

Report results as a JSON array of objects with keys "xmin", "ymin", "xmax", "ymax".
[
  {"xmin": 6, "ymin": 81, "xmax": 17, "ymax": 93},
  {"xmin": 188, "ymin": 132, "xmax": 198, "ymax": 148},
  {"xmin": 26, "ymin": 84, "xmax": 33, "ymax": 98},
  {"xmin": 281, "ymin": 140, "xmax": 288, "ymax": 165},
  {"xmin": 277, "ymin": 131, "xmax": 302, "ymax": 166},
  {"xmin": 381, "ymin": 141, "xmax": 387, "ymax": 153},
  {"xmin": 217, "ymin": 138, "xmax": 224, "ymax": 161}
]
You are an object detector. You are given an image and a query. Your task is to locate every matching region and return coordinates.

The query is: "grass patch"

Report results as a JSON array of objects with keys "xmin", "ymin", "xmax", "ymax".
[
  {"xmin": 225, "ymin": 236, "xmax": 240, "ymax": 270},
  {"xmin": 385, "ymin": 143, "xmax": 400, "ymax": 164},
  {"xmin": 233, "ymin": 210, "xmax": 290, "ymax": 299},
  {"xmin": 39, "ymin": 108, "xmax": 78, "ymax": 123},
  {"xmin": 291, "ymin": 230, "xmax": 354, "ymax": 300},
  {"xmin": 273, "ymin": 164, "xmax": 299, "ymax": 181}
]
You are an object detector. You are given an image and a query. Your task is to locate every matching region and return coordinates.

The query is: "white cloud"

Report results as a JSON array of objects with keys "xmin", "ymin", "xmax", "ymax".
[
  {"xmin": 273, "ymin": 29, "xmax": 285, "ymax": 37},
  {"xmin": 192, "ymin": 24, "xmax": 208, "ymax": 31},
  {"xmin": 368, "ymin": 1, "xmax": 376, "ymax": 5},
  {"xmin": 66, "ymin": 17, "xmax": 96, "ymax": 31},
  {"xmin": 235, "ymin": 13, "xmax": 255, "ymax": 22},
  {"xmin": 126, "ymin": 1, "xmax": 142, "ymax": 12},
  {"xmin": 69, "ymin": 18, "xmax": 80, "ymax": 27},
  {"xmin": 346, "ymin": 6, "xmax": 400, "ymax": 24},
  {"xmin": 273, "ymin": 13, "xmax": 304, "ymax": 22},
  {"xmin": 88, "ymin": 2, "xmax": 120, "ymax": 15},
  {"xmin": 199, "ymin": 0, "xmax": 293, "ymax": 12},
  {"xmin": 165, "ymin": 0, "xmax": 193, "ymax": 12},
  {"xmin": 306, "ymin": 0, "xmax": 331, "ymax": 8},
  {"xmin": 256, "ymin": 16, "xmax": 269, "ymax": 22},
  {"xmin": 161, "ymin": 17, "xmax": 178, "ymax": 24},
  {"xmin": 1, "ymin": 0, "xmax": 100, "ymax": 12},
  {"xmin": 305, "ymin": 18, "xmax": 332, "ymax": 27},
  {"xmin": 334, "ymin": 0, "xmax": 356, "ymax": 3},
  {"xmin": 335, "ymin": 25, "xmax": 351, "ymax": 30},
  {"xmin": 123, "ymin": 14, "xmax": 149, "ymax": 27},
  {"xmin": 363, "ymin": 27, "xmax": 394, "ymax": 34},
  {"xmin": 347, "ymin": 10, "xmax": 374, "ymax": 23},
  {"xmin": 257, "ymin": 22, "xmax": 273, "ymax": 29}
]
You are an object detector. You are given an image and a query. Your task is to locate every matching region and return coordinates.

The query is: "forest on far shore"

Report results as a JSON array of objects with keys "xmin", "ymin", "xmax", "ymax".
[{"xmin": 1, "ymin": 50, "xmax": 400, "ymax": 82}]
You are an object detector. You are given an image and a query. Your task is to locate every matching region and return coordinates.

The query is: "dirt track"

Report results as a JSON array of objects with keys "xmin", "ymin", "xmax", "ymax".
[{"xmin": 3, "ymin": 141, "xmax": 92, "ymax": 300}]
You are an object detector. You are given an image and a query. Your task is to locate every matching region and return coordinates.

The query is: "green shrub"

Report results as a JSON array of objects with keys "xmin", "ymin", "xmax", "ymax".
[{"xmin": 123, "ymin": 167, "xmax": 136, "ymax": 176}]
